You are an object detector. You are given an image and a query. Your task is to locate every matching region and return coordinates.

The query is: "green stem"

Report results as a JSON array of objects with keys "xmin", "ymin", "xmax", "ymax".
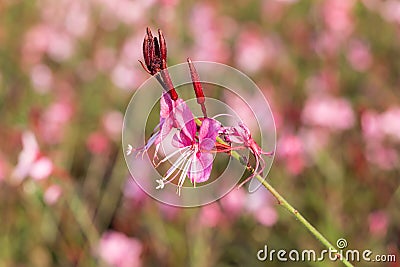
[{"xmin": 197, "ymin": 117, "xmax": 353, "ymax": 266}]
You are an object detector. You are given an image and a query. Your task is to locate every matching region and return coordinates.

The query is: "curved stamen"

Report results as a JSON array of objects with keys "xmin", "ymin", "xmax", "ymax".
[
  {"xmin": 156, "ymin": 151, "xmax": 193, "ymax": 190},
  {"xmin": 162, "ymin": 150, "xmax": 193, "ymax": 179},
  {"xmin": 177, "ymin": 156, "xmax": 193, "ymax": 195},
  {"xmin": 154, "ymin": 146, "xmax": 189, "ymax": 168}
]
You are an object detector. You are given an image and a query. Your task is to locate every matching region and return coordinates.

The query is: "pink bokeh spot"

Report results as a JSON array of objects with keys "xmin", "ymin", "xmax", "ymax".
[
  {"xmin": 199, "ymin": 203, "xmax": 223, "ymax": 228},
  {"xmin": 30, "ymin": 157, "xmax": 53, "ymax": 180},
  {"xmin": 98, "ymin": 231, "xmax": 142, "ymax": 267},
  {"xmin": 12, "ymin": 131, "xmax": 53, "ymax": 182},
  {"xmin": 220, "ymin": 188, "xmax": 246, "ymax": 217},
  {"xmin": 347, "ymin": 40, "xmax": 372, "ymax": 72},
  {"xmin": 102, "ymin": 111, "xmax": 124, "ymax": 140},
  {"xmin": 44, "ymin": 184, "xmax": 62, "ymax": 205},
  {"xmin": 302, "ymin": 95, "xmax": 355, "ymax": 131},
  {"xmin": 245, "ymin": 188, "xmax": 278, "ymax": 226},
  {"xmin": 39, "ymin": 101, "xmax": 73, "ymax": 144},
  {"xmin": 368, "ymin": 211, "xmax": 388, "ymax": 237},
  {"xmin": 277, "ymin": 134, "xmax": 306, "ymax": 175},
  {"xmin": 87, "ymin": 132, "xmax": 110, "ymax": 155}
]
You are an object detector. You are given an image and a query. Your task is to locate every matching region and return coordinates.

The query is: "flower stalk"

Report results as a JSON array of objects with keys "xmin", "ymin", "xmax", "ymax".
[{"xmin": 208, "ymin": 118, "xmax": 354, "ymax": 267}]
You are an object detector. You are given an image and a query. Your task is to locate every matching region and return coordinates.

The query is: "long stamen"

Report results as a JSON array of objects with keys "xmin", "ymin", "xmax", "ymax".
[
  {"xmin": 163, "ymin": 151, "xmax": 192, "ymax": 183},
  {"xmin": 177, "ymin": 156, "xmax": 192, "ymax": 195},
  {"xmin": 191, "ymin": 151, "xmax": 197, "ymax": 188},
  {"xmin": 154, "ymin": 147, "xmax": 189, "ymax": 167}
]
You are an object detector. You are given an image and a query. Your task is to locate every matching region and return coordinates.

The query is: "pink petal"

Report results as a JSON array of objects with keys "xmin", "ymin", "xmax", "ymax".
[
  {"xmin": 172, "ymin": 131, "xmax": 191, "ymax": 148},
  {"xmin": 174, "ymin": 100, "xmax": 196, "ymax": 138},
  {"xmin": 159, "ymin": 92, "xmax": 173, "ymax": 119},
  {"xmin": 155, "ymin": 117, "xmax": 173, "ymax": 145},
  {"xmin": 198, "ymin": 118, "xmax": 220, "ymax": 146},
  {"xmin": 188, "ymin": 152, "xmax": 213, "ymax": 183}
]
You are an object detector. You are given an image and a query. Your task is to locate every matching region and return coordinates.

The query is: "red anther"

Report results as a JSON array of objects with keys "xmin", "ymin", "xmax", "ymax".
[
  {"xmin": 187, "ymin": 58, "xmax": 205, "ymax": 105},
  {"xmin": 158, "ymin": 29, "xmax": 167, "ymax": 64}
]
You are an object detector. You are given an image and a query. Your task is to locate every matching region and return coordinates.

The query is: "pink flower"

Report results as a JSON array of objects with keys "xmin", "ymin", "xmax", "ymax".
[
  {"xmin": 123, "ymin": 177, "xmax": 147, "ymax": 204},
  {"xmin": 98, "ymin": 231, "xmax": 142, "ymax": 267},
  {"xmin": 30, "ymin": 157, "xmax": 53, "ymax": 180},
  {"xmin": 0, "ymin": 155, "xmax": 7, "ymax": 182},
  {"xmin": 380, "ymin": 0, "xmax": 400, "ymax": 23},
  {"xmin": 220, "ymin": 188, "xmax": 246, "ymax": 217},
  {"xmin": 346, "ymin": 40, "xmax": 372, "ymax": 72},
  {"xmin": 365, "ymin": 144, "xmax": 398, "ymax": 170},
  {"xmin": 380, "ymin": 107, "xmax": 400, "ymax": 141},
  {"xmin": 199, "ymin": 203, "xmax": 223, "ymax": 227},
  {"xmin": 277, "ymin": 134, "xmax": 305, "ymax": 175},
  {"xmin": 102, "ymin": 111, "xmax": 124, "ymax": 140},
  {"xmin": 86, "ymin": 132, "xmax": 110, "ymax": 155},
  {"xmin": 362, "ymin": 107, "xmax": 400, "ymax": 142},
  {"xmin": 189, "ymin": 3, "xmax": 230, "ymax": 62},
  {"xmin": 221, "ymin": 123, "xmax": 274, "ymax": 187},
  {"xmin": 322, "ymin": 0, "xmax": 355, "ymax": 38},
  {"xmin": 39, "ymin": 101, "xmax": 73, "ymax": 144},
  {"xmin": 302, "ymin": 95, "xmax": 355, "ymax": 131},
  {"xmin": 235, "ymin": 29, "xmax": 274, "ymax": 74},
  {"xmin": 12, "ymin": 131, "xmax": 53, "ymax": 183},
  {"xmin": 245, "ymin": 188, "xmax": 278, "ymax": 226},
  {"xmin": 30, "ymin": 64, "xmax": 53, "ymax": 94},
  {"xmin": 361, "ymin": 110, "xmax": 384, "ymax": 143},
  {"xmin": 156, "ymin": 103, "xmax": 221, "ymax": 194},
  {"xmin": 44, "ymin": 184, "xmax": 62, "ymax": 205},
  {"xmin": 368, "ymin": 211, "xmax": 388, "ymax": 237}
]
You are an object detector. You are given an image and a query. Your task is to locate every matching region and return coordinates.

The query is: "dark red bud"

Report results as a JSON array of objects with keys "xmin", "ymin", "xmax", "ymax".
[
  {"xmin": 158, "ymin": 29, "xmax": 167, "ymax": 66},
  {"xmin": 143, "ymin": 27, "xmax": 154, "ymax": 71},
  {"xmin": 187, "ymin": 58, "xmax": 205, "ymax": 104},
  {"xmin": 141, "ymin": 27, "xmax": 179, "ymax": 101}
]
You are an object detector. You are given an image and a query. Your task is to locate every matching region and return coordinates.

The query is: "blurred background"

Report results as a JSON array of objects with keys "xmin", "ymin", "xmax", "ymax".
[{"xmin": 0, "ymin": 0, "xmax": 399, "ymax": 266}]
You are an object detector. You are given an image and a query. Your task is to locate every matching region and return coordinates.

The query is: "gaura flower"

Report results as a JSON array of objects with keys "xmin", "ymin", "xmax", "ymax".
[
  {"xmin": 155, "ymin": 101, "xmax": 221, "ymax": 195},
  {"xmin": 221, "ymin": 122, "xmax": 274, "ymax": 187},
  {"xmin": 130, "ymin": 27, "xmax": 274, "ymax": 194}
]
